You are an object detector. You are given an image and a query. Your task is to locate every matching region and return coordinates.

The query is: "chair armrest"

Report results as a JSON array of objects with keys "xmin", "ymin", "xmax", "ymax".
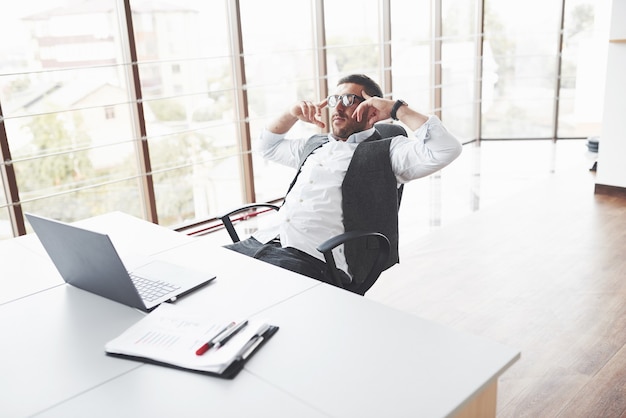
[
  {"xmin": 317, "ymin": 231, "xmax": 390, "ymax": 295},
  {"xmin": 219, "ymin": 203, "xmax": 280, "ymax": 243}
]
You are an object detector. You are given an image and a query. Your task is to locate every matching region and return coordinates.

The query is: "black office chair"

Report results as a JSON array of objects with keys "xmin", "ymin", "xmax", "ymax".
[{"xmin": 219, "ymin": 123, "xmax": 407, "ymax": 295}]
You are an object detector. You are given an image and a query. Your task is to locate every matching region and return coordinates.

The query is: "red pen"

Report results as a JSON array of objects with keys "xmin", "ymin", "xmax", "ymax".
[{"xmin": 195, "ymin": 321, "xmax": 235, "ymax": 356}]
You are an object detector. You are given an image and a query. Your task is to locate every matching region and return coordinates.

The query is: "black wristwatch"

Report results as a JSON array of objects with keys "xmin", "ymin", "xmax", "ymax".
[{"xmin": 390, "ymin": 99, "xmax": 408, "ymax": 121}]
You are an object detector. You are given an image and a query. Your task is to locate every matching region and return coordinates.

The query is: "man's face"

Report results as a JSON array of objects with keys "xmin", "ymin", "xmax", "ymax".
[{"xmin": 330, "ymin": 83, "xmax": 369, "ymax": 141}]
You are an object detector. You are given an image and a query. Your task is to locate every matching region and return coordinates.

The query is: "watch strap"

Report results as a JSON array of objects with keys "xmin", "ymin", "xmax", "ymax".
[{"xmin": 390, "ymin": 100, "xmax": 407, "ymax": 120}]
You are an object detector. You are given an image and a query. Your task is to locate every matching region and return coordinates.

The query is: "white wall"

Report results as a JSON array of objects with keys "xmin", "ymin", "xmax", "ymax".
[{"xmin": 596, "ymin": 0, "xmax": 626, "ymax": 189}]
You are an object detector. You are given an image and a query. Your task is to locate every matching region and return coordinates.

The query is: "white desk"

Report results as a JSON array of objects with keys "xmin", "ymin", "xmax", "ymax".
[
  {"xmin": 0, "ymin": 212, "xmax": 519, "ymax": 417},
  {"xmin": 245, "ymin": 284, "xmax": 519, "ymax": 418},
  {"xmin": 0, "ymin": 236, "xmax": 64, "ymax": 305}
]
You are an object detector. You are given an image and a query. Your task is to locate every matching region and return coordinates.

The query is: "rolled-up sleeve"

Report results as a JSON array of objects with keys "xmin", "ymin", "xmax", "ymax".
[
  {"xmin": 390, "ymin": 116, "xmax": 462, "ymax": 183},
  {"xmin": 255, "ymin": 129, "xmax": 307, "ymax": 169}
]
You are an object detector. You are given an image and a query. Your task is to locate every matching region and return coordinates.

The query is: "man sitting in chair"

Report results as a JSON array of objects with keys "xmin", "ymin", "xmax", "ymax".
[{"xmin": 224, "ymin": 74, "xmax": 462, "ymax": 290}]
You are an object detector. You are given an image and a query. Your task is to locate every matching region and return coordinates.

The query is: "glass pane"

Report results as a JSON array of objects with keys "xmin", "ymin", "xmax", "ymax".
[
  {"xmin": 239, "ymin": 0, "xmax": 318, "ymax": 203},
  {"xmin": 131, "ymin": 0, "xmax": 236, "ymax": 226},
  {"xmin": 12, "ymin": 112, "xmax": 137, "ymax": 192},
  {"xmin": 0, "ymin": 173, "xmax": 9, "ymax": 239},
  {"xmin": 557, "ymin": 0, "xmax": 611, "ymax": 138},
  {"xmin": 325, "ymin": 0, "xmax": 382, "ymax": 84},
  {"xmin": 20, "ymin": 179, "xmax": 143, "ymax": 226},
  {"xmin": 244, "ymin": 52, "xmax": 317, "ymax": 118},
  {"xmin": 482, "ymin": 0, "xmax": 562, "ymax": 139},
  {"xmin": 442, "ymin": 0, "xmax": 477, "ymax": 37},
  {"xmin": 247, "ymin": 80, "xmax": 319, "ymax": 203},
  {"xmin": 152, "ymin": 153, "xmax": 244, "ymax": 228},
  {"xmin": 147, "ymin": 122, "xmax": 240, "ymax": 225},
  {"xmin": 440, "ymin": 0, "xmax": 480, "ymax": 140},
  {"xmin": 390, "ymin": 0, "xmax": 432, "ymax": 111},
  {"xmin": 0, "ymin": 0, "xmax": 142, "ymax": 225}
]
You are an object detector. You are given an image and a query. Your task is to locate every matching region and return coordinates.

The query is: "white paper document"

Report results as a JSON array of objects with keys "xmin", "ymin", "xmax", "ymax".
[{"xmin": 105, "ymin": 303, "xmax": 273, "ymax": 374}]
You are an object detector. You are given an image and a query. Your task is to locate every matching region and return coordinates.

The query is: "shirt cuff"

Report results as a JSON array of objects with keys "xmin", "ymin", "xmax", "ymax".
[{"xmin": 255, "ymin": 128, "xmax": 287, "ymax": 153}]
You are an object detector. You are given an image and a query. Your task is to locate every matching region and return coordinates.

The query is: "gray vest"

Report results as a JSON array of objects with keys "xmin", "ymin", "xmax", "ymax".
[{"xmin": 286, "ymin": 132, "xmax": 400, "ymax": 281}]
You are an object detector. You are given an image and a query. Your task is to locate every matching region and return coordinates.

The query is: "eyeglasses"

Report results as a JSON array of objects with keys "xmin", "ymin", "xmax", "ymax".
[{"xmin": 327, "ymin": 94, "xmax": 365, "ymax": 108}]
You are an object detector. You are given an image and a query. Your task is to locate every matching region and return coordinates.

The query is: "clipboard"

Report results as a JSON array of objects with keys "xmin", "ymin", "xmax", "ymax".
[
  {"xmin": 104, "ymin": 304, "xmax": 279, "ymax": 379},
  {"xmin": 106, "ymin": 325, "xmax": 279, "ymax": 379}
]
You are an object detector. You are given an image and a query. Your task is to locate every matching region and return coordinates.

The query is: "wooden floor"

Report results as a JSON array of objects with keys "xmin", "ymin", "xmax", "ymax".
[{"xmin": 366, "ymin": 141, "xmax": 626, "ymax": 417}]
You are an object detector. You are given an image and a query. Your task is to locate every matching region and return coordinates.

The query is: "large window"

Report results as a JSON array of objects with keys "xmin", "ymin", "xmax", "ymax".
[
  {"xmin": 325, "ymin": 0, "xmax": 382, "ymax": 85},
  {"xmin": 440, "ymin": 0, "xmax": 482, "ymax": 140},
  {"xmin": 390, "ymin": 0, "xmax": 432, "ymax": 110},
  {"xmin": 482, "ymin": 0, "xmax": 564, "ymax": 139},
  {"xmin": 558, "ymin": 0, "xmax": 611, "ymax": 138},
  {"xmin": 239, "ymin": 0, "xmax": 320, "ymax": 203},
  {"xmin": 131, "ymin": 1, "xmax": 237, "ymax": 226},
  {"xmin": 0, "ymin": 0, "xmax": 610, "ymax": 240},
  {"xmin": 0, "ymin": 0, "xmax": 141, "ymax": 235},
  {"xmin": 481, "ymin": 0, "xmax": 609, "ymax": 139}
]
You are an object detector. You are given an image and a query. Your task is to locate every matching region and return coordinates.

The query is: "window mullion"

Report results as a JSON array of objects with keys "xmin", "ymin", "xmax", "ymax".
[
  {"xmin": 552, "ymin": 0, "xmax": 566, "ymax": 142},
  {"xmin": 120, "ymin": 0, "xmax": 158, "ymax": 223},
  {"xmin": 228, "ymin": 0, "xmax": 255, "ymax": 204},
  {"xmin": 381, "ymin": 0, "xmax": 392, "ymax": 98},
  {"xmin": 474, "ymin": 0, "xmax": 485, "ymax": 144},
  {"xmin": 432, "ymin": 0, "xmax": 442, "ymax": 119},
  {"xmin": 0, "ymin": 102, "xmax": 25, "ymax": 236},
  {"xmin": 313, "ymin": 0, "xmax": 329, "ymax": 127}
]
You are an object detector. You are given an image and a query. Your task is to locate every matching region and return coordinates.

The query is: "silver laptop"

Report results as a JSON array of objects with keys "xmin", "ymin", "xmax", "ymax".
[{"xmin": 26, "ymin": 213, "xmax": 215, "ymax": 312}]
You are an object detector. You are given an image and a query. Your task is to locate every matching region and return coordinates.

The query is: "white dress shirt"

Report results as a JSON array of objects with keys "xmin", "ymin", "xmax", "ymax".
[{"xmin": 253, "ymin": 116, "xmax": 462, "ymax": 277}]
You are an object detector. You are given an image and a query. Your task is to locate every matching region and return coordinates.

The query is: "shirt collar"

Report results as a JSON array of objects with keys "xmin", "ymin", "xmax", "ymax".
[{"xmin": 328, "ymin": 127, "xmax": 376, "ymax": 144}]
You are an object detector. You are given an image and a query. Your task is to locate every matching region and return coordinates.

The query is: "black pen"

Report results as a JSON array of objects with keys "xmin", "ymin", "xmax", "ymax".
[
  {"xmin": 234, "ymin": 324, "xmax": 271, "ymax": 360},
  {"xmin": 235, "ymin": 335, "xmax": 264, "ymax": 361},
  {"xmin": 214, "ymin": 320, "xmax": 248, "ymax": 349}
]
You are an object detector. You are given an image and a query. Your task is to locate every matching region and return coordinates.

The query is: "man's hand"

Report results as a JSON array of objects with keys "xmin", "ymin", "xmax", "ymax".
[
  {"xmin": 352, "ymin": 91, "xmax": 393, "ymax": 126},
  {"xmin": 290, "ymin": 99, "xmax": 328, "ymax": 129},
  {"xmin": 354, "ymin": 91, "xmax": 429, "ymax": 131},
  {"xmin": 268, "ymin": 99, "xmax": 327, "ymax": 134}
]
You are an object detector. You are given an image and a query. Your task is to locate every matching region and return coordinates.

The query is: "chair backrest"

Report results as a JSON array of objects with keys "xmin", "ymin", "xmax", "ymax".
[
  {"xmin": 374, "ymin": 122, "xmax": 407, "ymax": 140},
  {"xmin": 374, "ymin": 122, "xmax": 407, "ymax": 205}
]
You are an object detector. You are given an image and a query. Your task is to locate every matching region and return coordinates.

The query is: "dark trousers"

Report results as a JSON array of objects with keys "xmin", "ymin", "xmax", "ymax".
[{"xmin": 223, "ymin": 237, "xmax": 349, "ymax": 286}]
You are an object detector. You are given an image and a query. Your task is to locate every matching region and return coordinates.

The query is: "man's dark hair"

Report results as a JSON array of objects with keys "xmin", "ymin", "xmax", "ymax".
[{"xmin": 337, "ymin": 74, "xmax": 383, "ymax": 98}]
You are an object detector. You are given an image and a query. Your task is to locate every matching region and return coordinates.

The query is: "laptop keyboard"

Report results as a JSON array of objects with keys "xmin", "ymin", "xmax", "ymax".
[{"xmin": 130, "ymin": 274, "xmax": 181, "ymax": 302}]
